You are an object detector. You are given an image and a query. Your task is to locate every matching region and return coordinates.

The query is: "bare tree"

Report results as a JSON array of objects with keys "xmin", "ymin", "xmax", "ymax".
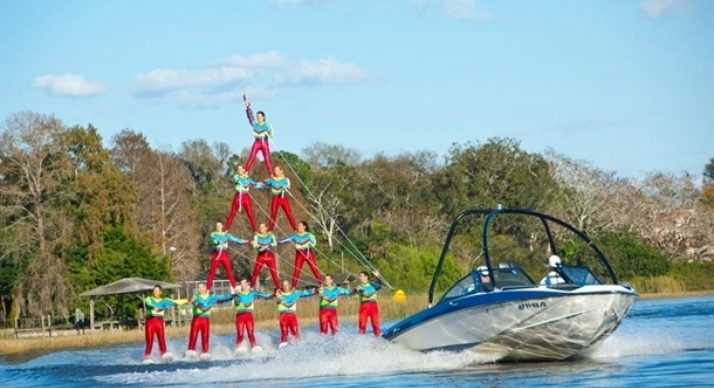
[
  {"xmin": 0, "ymin": 112, "xmax": 71, "ymax": 318},
  {"xmin": 112, "ymin": 132, "xmax": 201, "ymax": 281}
]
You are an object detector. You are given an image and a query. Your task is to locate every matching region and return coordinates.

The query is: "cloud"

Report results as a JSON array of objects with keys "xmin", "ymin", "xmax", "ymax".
[
  {"xmin": 220, "ymin": 51, "xmax": 288, "ymax": 69},
  {"xmin": 133, "ymin": 52, "xmax": 373, "ymax": 107},
  {"xmin": 640, "ymin": 0, "xmax": 690, "ymax": 19},
  {"xmin": 283, "ymin": 59, "xmax": 372, "ymax": 85},
  {"xmin": 134, "ymin": 66, "xmax": 250, "ymax": 95},
  {"xmin": 412, "ymin": 0, "xmax": 492, "ymax": 22},
  {"xmin": 33, "ymin": 74, "xmax": 105, "ymax": 97}
]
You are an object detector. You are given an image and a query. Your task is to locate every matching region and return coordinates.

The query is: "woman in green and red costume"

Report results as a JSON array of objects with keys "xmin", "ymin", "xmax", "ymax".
[
  {"xmin": 232, "ymin": 278, "xmax": 273, "ymax": 354},
  {"xmin": 261, "ymin": 165, "xmax": 298, "ymax": 231},
  {"xmin": 274, "ymin": 280, "xmax": 316, "ymax": 348},
  {"xmin": 143, "ymin": 285, "xmax": 189, "ymax": 363},
  {"xmin": 318, "ymin": 274, "xmax": 351, "ymax": 335},
  {"xmin": 243, "ymin": 93, "xmax": 274, "ymax": 174},
  {"xmin": 225, "ymin": 163, "xmax": 261, "ymax": 233},
  {"xmin": 250, "ymin": 223, "xmax": 281, "ymax": 289},
  {"xmin": 207, "ymin": 221, "xmax": 250, "ymax": 290},
  {"xmin": 354, "ymin": 270, "xmax": 384, "ymax": 336},
  {"xmin": 186, "ymin": 282, "xmax": 235, "ymax": 360},
  {"xmin": 279, "ymin": 220, "xmax": 322, "ymax": 287}
]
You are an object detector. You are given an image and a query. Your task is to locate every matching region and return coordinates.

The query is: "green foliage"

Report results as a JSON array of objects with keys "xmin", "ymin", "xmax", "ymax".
[
  {"xmin": 433, "ymin": 138, "xmax": 561, "ymax": 216},
  {"xmin": 669, "ymin": 260, "xmax": 714, "ymax": 291},
  {"xmin": 375, "ymin": 244, "xmax": 464, "ymax": 293},
  {"xmin": 95, "ymin": 227, "xmax": 170, "ymax": 282},
  {"xmin": 595, "ymin": 229, "xmax": 670, "ymax": 279},
  {"xmin": 704, "ymin": 157, "xmax": 714, "ymax": 183},
  {"xmin": 273, "ymin": 150, "xmax": 312, "ymax": 183}
]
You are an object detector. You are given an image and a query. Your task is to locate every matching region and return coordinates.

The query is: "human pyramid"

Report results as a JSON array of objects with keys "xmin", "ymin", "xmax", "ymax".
[{"xmin": 142, "ymin": 95, "xmax": 385, "ymax": 364}]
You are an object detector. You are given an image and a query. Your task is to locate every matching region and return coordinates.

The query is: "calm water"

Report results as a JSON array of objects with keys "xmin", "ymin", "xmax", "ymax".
[{"xmin": 1, "ymin": 295, "xmax": 713, "ymax": 387}]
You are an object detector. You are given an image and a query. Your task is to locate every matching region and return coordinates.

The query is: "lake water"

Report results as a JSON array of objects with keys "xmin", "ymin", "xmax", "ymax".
[{"xmin": 1, "ymin": 295, "xmax": 713, "ymax": 387}]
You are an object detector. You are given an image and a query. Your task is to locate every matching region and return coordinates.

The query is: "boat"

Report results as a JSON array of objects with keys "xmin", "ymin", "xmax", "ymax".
[{"xmin": 382, "ymin": 207, "xmax": 638, "ymax": 361}]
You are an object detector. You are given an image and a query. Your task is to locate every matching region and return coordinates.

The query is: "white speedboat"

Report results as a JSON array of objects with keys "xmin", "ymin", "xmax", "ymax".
[{"xmin": 382, "ymin": 207, "xmax": 637, "ymax": 361}]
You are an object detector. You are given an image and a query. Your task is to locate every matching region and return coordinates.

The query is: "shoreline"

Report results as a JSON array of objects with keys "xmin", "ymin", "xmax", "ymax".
[
  {"xmin": 2, "ymin": 290, "xmax": 713, "ymax": 360},
  {"xmin": 637, "ymin": 290, "xmax": 714, "ymax": 299}
]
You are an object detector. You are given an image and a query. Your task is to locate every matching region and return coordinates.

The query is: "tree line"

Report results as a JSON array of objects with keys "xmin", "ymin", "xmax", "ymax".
[{"xmin": 1, "ymin": 111, "xmax": 713, "ymax": 323}]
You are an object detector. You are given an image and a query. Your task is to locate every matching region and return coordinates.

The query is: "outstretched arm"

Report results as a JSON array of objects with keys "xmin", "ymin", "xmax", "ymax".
[
  {"xmin": 278, "ymin": 235, "xmax": 294, "ymax": 244},
  {"xmin": 227, "ymin": 233, "xmax": 249, "ymax": 245},
  {"xmin": 299, "ymin": 288, "xmax": 317, "ymax": 298},
  {"xmin": 255, "ymin": 290, "xmax": 274, "ymax": 300},
  {"xmin": 212, "ymin": 293, "xmax": 235, "ymax": 304}
]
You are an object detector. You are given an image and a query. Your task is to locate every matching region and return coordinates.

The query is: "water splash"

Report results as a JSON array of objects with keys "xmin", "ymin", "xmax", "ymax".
[{"xmin": 101, "ymin": 333, "xmax": 497, "ymax": 385}]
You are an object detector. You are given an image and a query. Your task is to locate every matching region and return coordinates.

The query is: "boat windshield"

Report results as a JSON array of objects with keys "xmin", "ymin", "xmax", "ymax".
[
  {"xmin": 491, "ymin": 264, "xmax": 535, "ymax": 288},
  {"xmin": 442, "ymin": 271, "xmax": 492, "ymax": 300},
  {"xmin": 558, "ymin": 265, "xmax": 602, "ymax": 285}
]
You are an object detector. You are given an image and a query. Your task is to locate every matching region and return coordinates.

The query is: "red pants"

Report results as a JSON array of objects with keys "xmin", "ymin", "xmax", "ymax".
[
  {"xmin": 207, "ymin": 250, "xmax": 237, "ymax": 289},
  {"xmin": 225, "ymin": 192, "xmax": 257, "ymax": 232},
  {"xmin": 251, "ymin": 251, "xmax": 280, "ymax": 289},
  {"xmin": 319, "ymin": 308, "xmax": 338, "ymax": 335},
  {"xmin": 291, "ymin": 250, "xmax": 322, "ymax": 287},
  {"xmin": 188, "ymin": 316, "xmax": 210, "ymax": 353},
  {"xmin": 279, "ymin": 313, "xmax": 299, "ymax": 343},
  {"xmin": 245, "ymin": 138, "xmax": 273, "ymax": 175},
  {"xmin": 269, "ymin": 195, "xmax": 297, "ymax": 231},
  {"xmin": 144, "ymin": 316, "xmax": 167, "ymax": 356},
  {"xmin": 235, "ymin": 312, "xmax": 257, "ymax": 347},
  {"xmin": 359, "ymin": 302, "xmax": 381, "ymax": 336}
]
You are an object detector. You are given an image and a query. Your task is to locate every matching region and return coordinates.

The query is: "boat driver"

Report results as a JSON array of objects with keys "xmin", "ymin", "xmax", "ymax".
[
  {"xmin": 540, "ymin": 255, "xmax": 566, "ymax": 286},
  {"xmin": 476, "ymin": 266, "xmax": 493, "ymax": 292}
]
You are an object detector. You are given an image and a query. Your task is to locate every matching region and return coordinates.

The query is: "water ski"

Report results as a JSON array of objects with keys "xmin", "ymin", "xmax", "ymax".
[
  {"xmin": 234, "ymin": 345, "xmax": 249, "ymax": 357},
  {"xmin": 142, "ymin": 358, "xmax": 156, "ymax": 365},
  {"xmin": 199, "ymin": 352, "xmax": 212, "ymax": 362},
  {"xmin": 161, "ymin": 352, "xmax": 174, "ymax": 363},
  {"xmin": 185, "ymin": 350, "xmax": 199, "ymax": 360},
  {"xmin": 251, "ymin": 345, "xmax": 263, "ymax": 354}
]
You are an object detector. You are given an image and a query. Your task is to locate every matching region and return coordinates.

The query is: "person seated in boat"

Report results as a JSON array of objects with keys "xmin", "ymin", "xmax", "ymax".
[
  {"xmin": 476, "ymin": 266, "xmax": 494, "ymax": 292},
  {"xmin": 540, "ymin": 255, "xmax": 566, "ymax": 286}
]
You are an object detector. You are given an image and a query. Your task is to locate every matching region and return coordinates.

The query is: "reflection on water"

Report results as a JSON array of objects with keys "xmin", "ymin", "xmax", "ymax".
[{"xmin": 1, "ymin": 296, "xmax": 713, "ymax": 387}]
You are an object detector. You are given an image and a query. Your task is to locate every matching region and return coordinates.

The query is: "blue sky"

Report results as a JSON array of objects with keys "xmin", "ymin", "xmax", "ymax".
[{"xmin": 1, "ymin": 0, "xmax": 712, "ymax": 179}]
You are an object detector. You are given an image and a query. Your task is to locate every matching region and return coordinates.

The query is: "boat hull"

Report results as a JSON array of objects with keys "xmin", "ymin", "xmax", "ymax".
[{"xmin": 383, "ymin": 285, "xmax": 637, "ymax": 361}]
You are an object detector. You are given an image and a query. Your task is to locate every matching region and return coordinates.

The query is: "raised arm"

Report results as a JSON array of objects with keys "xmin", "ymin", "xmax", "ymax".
[
  {"xmin": 372, "ymin": 275, "xmax": 383, "ymax": 291},
  {"xmin": 244, "ymin": 94, "xmax": 256, "ymax": 126}
]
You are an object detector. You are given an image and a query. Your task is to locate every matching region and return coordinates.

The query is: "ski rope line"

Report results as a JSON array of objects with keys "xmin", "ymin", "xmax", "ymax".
[
  {"xmin": 269, "ymin": 141, "xmax": 394, "ymax": 289},
  {"xmin": 245, "ymin": 189, "xmax": 359, "ymax": 283}
]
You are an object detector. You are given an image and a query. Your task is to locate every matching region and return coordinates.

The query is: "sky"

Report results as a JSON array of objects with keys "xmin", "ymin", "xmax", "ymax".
[{"xmin": 1, "ymin": 0, "xmax": 712, "ymax": 179}]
